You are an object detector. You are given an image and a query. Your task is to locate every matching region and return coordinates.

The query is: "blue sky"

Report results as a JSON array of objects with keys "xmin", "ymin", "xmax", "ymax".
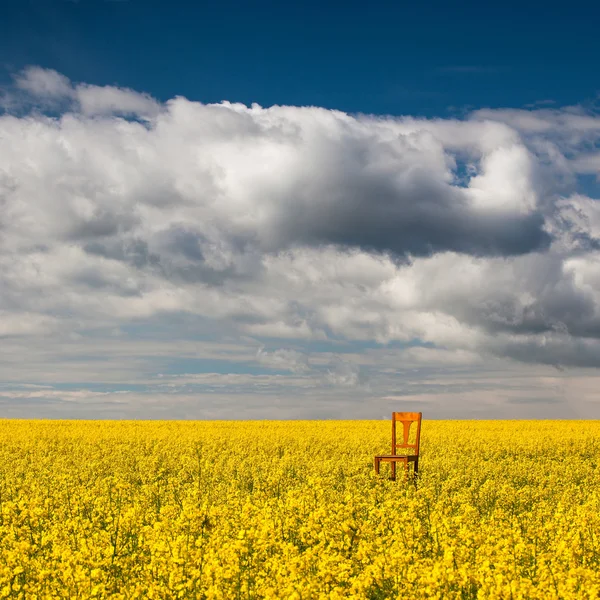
[
  {"xmin": 2, "ymin": 0, "xmax": 599, "ymax": 117},
  {"xmin": 1, "ymin": 0, "xmax": 600, "ymax": 419}
]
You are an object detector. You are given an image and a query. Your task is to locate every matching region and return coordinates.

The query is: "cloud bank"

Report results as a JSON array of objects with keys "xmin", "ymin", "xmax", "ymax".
[{"xmin": 1, "ymin": 67, "xmax": 600, "ymax": 417}]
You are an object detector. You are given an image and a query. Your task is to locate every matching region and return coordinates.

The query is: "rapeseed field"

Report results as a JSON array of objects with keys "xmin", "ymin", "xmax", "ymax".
[{"xmin": 0, "ymin": 419, "xmax": 599, "ymax": 599}]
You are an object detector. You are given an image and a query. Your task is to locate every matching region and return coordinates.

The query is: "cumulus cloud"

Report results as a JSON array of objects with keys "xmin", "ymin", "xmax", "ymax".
[
  {"xmin": 2, "ymin": 69, "xmax": 550, "ymax": 260},
  {"xmin": 14, "ymin": 66, "xmax": 73, "ymax": 98},
  {"xmin": 2, "ymin": 66, "xmax": 600, "ymax": 418},
  {"xmin": 9, "ymin": 65, "xmax": 160, "ymax": 118}
]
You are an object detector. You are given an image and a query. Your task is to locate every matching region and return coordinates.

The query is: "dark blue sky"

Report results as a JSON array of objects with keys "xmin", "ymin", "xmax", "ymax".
[{"xmin": 1, "ymin": 0, "xmax": 598, "ymax": 117}]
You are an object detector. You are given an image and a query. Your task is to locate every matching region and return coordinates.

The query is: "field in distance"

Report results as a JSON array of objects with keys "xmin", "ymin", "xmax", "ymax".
[{"xmin": 0, "ymin": 419, "xmax": 599, "ymax": 599}]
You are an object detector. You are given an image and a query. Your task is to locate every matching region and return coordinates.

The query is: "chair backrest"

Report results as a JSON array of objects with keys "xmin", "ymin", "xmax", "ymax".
[{"xmin": 391, "ymin": 412, "xmax": 422, "ymax": 456}]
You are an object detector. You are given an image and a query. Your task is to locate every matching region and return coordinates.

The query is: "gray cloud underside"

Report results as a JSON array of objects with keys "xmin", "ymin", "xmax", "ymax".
[{"xmin": 2, "ymin": 66, "xmax": 600, "ymax": 377}]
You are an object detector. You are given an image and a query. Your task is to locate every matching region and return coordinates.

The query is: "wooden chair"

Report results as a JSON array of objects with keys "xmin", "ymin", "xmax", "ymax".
[{"xmin": 374, "ymin": 412, "xmax": 422, "ymax": 481}]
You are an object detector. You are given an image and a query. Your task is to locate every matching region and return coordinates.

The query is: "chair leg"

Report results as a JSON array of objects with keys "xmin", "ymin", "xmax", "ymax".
[{"xmin": 375, "ymin": 457, "xmax": 419, "ymax": 483}]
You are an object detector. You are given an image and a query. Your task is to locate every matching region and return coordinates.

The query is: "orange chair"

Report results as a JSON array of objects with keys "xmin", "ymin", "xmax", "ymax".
[{"xmin": 374, "ymin": 412, "xmax": 422, "ymax": 481}]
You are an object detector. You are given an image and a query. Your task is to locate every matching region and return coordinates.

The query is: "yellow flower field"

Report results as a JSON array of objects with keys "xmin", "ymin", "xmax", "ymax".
[{"xmin": 0, "ymin": 419, "xmax": 599, "ymax": 599}]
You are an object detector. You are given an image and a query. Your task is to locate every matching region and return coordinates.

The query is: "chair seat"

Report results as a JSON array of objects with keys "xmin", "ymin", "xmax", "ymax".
[{"xmin": 374, "ymin": 454, "xmax": 418, "ymax": 461}]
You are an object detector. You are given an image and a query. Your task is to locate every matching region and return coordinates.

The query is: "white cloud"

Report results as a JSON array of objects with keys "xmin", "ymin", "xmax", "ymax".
[
  {"xmin": 15, "ymin": 66, "xmax": 73, "ymax": 98},
  {"xmin": 8, "ymin": 66, "xmax": 160, "ymax": 118},
  {"xmin": 75, "ymin": 84, "xmax": 160, "ymax": 118},
  {"xmin": 256, "ymin": 347, "xmax": 311, "ymax": 373},
  {"xmin": 2, "ymin": 67, "xmax": 600, "ymax": 417},
  {"xmin": 324, "ymin": 357, "xmax": 369, "ymax": 388}
]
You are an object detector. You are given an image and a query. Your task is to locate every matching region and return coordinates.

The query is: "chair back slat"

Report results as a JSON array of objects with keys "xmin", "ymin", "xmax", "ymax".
[{"xmin": 391, "ymin": 412, "xmax": 422, "ymax": 456}]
